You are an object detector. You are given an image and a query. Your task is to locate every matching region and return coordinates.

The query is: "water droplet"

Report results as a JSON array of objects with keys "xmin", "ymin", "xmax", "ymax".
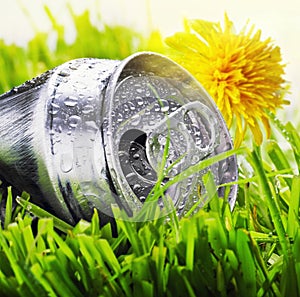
[
  {"xmin": 73, "ymin": 81, "xmax": 87, "ymax": 90},
  {"xmin": 145, "ymin": 172, "xmax": 154, "ymax": 178},
  {"xmin": 169, "ymin": 168, "xmax": 178, "ymax": 176},
  {"xmin": 60, "ymin": 153, "xmax": 73, "ymax": 173},
  {"xmin": 153, "ymin": 103, "xmax": 161, "ymax": 112},
  {"xmin": 82, "ymin": 105, "xmax": 94, "ymax": 115},
  {"xmin": 125, "ymin": 172, "xmax": 136, "ymax": 181},
  {"xmin": 224, "ymin": 141, "xmax": 232, "ymax": 151},
  {"xmin": 52, "ymin": 117, "xmax": 61, "ymax": 127},
  {"xmin": 148, "ymin": 120, "xmax": 156, "ymax": 126},
  {"xmin": 123, "ymin": 104, "xmax": 129, "ymax": 113},
  {"xmin": 195, "ymin": 139, "xmax": 202, "ymax": 147},
  {"xmin": 133, "ymin": 184, "xmax": 141, "ymax": 191},
  {"xmin": 86, "ymin": 95, "xmax": 94, "ymax": 102},
  {"xmin": 133, "ymin": 153, "xmax": 140, "ymax": 159},
  {"xmin": 170, "ymin": 89, "xmax": 178, "ymax": 96},
  {"xmin": 49, "ymin": 102, "xmax": 60, "ymax": 115},
  {"xmin": 68, "ymin": 115, "xmax": 82, "ymax": 128},
  {"xmin": 130, "ymin": 114, "xmax": 141, "ymax": 126},
  {"xmin": 136, "ymin": 97, "xmax": 144, "ymax": 106},
  {"xmin": 192, "ymin": 155, "xmax": 200, "ymax": 164},
  {"xmin": 85, "ymin": 121, "xmax": 98, "ymax": 132},
  {"xmin": 117, "ymin": 112, "xmax": 124, "ymax": 122},
  {"xmin": 52, "ymin": 132, "xmax": 61, "ymax": 143},
  {"xmin": 69, "ymin": 64, "xmax": 78, "ymax": 70},
  {"xmin": 170, "ymin": 105, "xmax": 178, "ymax": 112},
  {"xmin": 128, "ymin": 101, "xmax": 136, "ymax": 111},
  {"xmin": 160, "ymin": 99, "xmax": 169, "ymax": 112},
  {"xmin": 178, "ymin": 202, "xmax": 185, "ymax": 210},
  {"xmin": 59, "ymin": 69, "xmax": 70, "ymax": 77},
  {"xmin": 64, "ymin": 96, "xmax": 78, "ymax": 107},
  {"xmin": 130, "ymin": 147, "xmax": 137, "ymax": 153},
  {"xmin": 158, "ymin": 134, "xmax": 166, "ymax": 145}
]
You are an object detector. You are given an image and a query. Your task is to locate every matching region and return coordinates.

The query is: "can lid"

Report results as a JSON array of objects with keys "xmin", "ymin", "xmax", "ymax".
[{"xmin": 103, "ymin": 52, "xmax": 237, "ymax": 221}]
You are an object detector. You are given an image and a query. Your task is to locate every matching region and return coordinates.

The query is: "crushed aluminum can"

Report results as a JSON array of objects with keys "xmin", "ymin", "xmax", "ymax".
[{"xmin": 0, "ymin": 52, "xmax": 238, "ymax": 225}]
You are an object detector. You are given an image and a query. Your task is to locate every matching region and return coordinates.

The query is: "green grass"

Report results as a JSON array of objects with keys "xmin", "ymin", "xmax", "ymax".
[
  {"xmin": 0, "ymin": 5, "xmax": 164, "ymax": 95},
  {"xmin": 1, "ymin": 5, "xmax": 300, "ymax": 297}
]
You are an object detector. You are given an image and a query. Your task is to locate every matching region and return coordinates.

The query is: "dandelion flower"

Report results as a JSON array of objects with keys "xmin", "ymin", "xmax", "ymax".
[{"xmin": 165, "ymin": 14, "xmax": 289, "ymax": 146}]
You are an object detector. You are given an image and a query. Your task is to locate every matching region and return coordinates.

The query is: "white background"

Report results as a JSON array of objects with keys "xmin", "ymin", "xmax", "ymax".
[{"xmin": 0, "ymin": 0, "xmax": 299, "ymax": 120}]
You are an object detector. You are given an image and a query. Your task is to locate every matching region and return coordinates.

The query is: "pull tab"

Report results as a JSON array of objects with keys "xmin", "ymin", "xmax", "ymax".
[{"xmin": 146, "ymin": 101, "xmax": 218, "ymax": 177}]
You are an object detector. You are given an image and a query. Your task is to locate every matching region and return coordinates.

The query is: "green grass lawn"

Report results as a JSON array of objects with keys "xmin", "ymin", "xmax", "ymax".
[{"xmin": 0, "ymin": 7, "xmax": 300, "ymax": 297}]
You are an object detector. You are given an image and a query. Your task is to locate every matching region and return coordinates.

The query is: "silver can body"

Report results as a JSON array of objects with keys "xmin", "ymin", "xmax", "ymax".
[{"xmin": 0, "ymin": 52, "xmax": 238, "ymax": 224}]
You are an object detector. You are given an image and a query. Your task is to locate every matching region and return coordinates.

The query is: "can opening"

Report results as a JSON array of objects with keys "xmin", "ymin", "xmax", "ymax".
[
  {"xmin": 119, "ymin": 129, "xmax": 157, "ymax": 202},
  {"xmin": 103, "ymin": 52, "xmax": 238, "ymax": 219}
]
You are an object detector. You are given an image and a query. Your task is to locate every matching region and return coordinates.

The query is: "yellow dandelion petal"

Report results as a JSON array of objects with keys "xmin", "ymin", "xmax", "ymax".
[
  {"xmin": 225, "ymin": 86, "xmax": 241, "ymax": 104},
  {"xmin": 249, "ymin": 118, "xmax": 263, "ymax": 145},
  {"xmin": 224, "ymin": 95, "xmax": 233, "ymax": 126},
  {"xmin": 165, "ymin": 14, "xmax": 289, "ymax": 146},
  {"xmin": 261, "ymin": 116, "xmax": 271, "ymax": 139},
  {"xmin": 235, "ymin": 112, "xmax": 244, "ymax": 135},
  {"xmin": 234, "ymin": 116, "xmax": 247, "ymax": 148}
]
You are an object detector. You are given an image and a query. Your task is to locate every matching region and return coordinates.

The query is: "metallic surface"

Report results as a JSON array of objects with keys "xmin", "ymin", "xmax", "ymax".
[{"xmin": 0, "ymin": 52, "xmax": 238, "ymax": 224}]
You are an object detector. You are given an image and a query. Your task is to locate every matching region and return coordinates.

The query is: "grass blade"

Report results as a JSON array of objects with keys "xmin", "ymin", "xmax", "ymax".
[
  {"xmin": 287, "ymin": 176, "xmax": 300, "ymax": 237},
  {"xmin": 267, "ymin": 140, "xmax": 293, "ymax": 189},
  {"xmin": 4, "ymin": 186, "xmax": 13, "ymax": 229},
  {"xmin": 249, "ymin": 146, "xmax": 289, "ymax": 255},
  {"xmin": 16, "ymin": 196, "xmax": 73, "ymax": 233}
]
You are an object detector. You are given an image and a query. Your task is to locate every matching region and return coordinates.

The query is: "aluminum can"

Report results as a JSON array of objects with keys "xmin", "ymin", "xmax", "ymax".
[{"xmin": 0, "ymin": 52, "xmax": 238, "ymax": 224}]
